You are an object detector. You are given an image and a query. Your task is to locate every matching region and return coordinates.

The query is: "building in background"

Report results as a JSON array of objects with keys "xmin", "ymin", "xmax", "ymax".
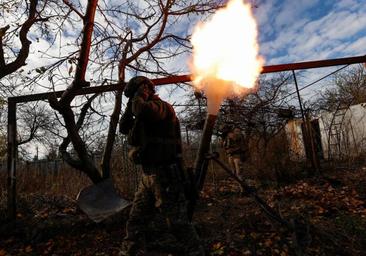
[
  {"xmin": 319, "ymin": 103, "xmax": 366, "ymax": 160},
  {"xmin": 285, "ymin": 103, "xmax": 366, "ymax": 161}
]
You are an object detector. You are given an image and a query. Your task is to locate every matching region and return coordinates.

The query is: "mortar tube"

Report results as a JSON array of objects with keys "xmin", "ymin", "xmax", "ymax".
[{"xmin": 194, "ymin": 113, "xmax": 218, "ymax": 191}]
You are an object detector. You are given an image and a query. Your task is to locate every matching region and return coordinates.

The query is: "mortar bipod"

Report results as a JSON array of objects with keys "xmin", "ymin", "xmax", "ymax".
[{"xmin": 204, "ymin": 152, "xmax": 292, "ymax": 230}]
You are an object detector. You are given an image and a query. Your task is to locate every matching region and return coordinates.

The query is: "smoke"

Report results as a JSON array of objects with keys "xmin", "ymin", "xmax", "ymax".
[{"xmin": 198, "ymin": 78, "xmax": 250, "ymax": 115}]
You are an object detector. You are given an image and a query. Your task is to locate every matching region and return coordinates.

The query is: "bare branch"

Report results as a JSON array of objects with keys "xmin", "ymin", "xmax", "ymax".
[
  {"xmin": 59, "ymin": 94, "xmax": 99, "ymax": 171},
  {"xmin": 125, "ymin": 1, "xmax": 170, "ymax": 63},
  {"xmin": 0, "ymin": 25, "xmax": 10, "ymax": 67},
  {"xmin": 62, "ymin": 0, "xmax": 84, "ymax": 20},
  {"xmin": 0, "ymin": 0, "xmax": 48, "ymax": 79}
]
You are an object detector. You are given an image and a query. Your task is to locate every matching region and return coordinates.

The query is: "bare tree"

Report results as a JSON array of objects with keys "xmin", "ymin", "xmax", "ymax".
[
  {"xmin": 0, "ymin": 0, "xmax": 51, "ymax": 79},
  {"xmin": 0, "ymin": 0, "xmax": 76, "ymax": 158},
  {"xmin": 44, "ymin": 0, "xmax": 221, "ymax": 183},
  {"xmin": 1, "ymin": 0, "xmax": 224, "ymax": 183},
  {"xmin": 316, "ymin": 65, "xmax": 366, "ymax": 111},
  {"xmin": 181, "ymin": 73, "xmax": 293, "ymax": 138}
]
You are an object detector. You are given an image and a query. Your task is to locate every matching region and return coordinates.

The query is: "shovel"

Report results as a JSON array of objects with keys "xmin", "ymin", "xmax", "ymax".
[{"xmin": 76, "ymin": 178, "xmax": 131, "ymax": 223}]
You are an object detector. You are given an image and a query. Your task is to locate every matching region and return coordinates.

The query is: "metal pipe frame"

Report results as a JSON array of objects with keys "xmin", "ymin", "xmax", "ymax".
[
  {"xmin": 8, "ymin": 55, "xmax": 366, "ymax": 104},
  {"xmin": 6, "ymin": 55, "xmax": 366, "ymax": 220}
]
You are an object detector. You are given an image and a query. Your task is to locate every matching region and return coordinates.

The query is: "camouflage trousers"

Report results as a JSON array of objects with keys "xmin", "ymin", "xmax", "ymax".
[
  {"xmin": 228, "ymin": 155, "xmax": 244, "ymax": 179},
  {"xmin": 227, "ymin": 155, "xmax": 246, "ymax": 194},
  {"xmin": 123, "ymin": 165, "xmax": 205, "ymax": 256}
]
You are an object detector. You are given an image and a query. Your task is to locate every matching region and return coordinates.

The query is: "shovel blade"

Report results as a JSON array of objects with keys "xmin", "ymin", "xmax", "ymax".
[{"xmin": 76, "ymin": 179, "xmax": 131, "ymax": 223}]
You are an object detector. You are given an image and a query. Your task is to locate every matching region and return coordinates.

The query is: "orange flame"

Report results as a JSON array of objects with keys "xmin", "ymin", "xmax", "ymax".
[{"xmin": 190, "ymin": 0, "xmax": 264, "ymax": 114}]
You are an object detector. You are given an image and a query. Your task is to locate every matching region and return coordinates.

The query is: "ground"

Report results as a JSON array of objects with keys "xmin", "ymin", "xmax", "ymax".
[{"xmin": 1, "ymin": 165, "xmax": 366, "ymax": 256}]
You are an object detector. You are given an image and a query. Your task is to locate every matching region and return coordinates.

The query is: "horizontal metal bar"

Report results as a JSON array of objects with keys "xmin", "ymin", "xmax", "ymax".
[
  {"xmin": 8, "ymin": 84, "xmax": 123, "ymax": 103},
  {"xmin": 152, "ymin": 74, "xmax": 192, "ymax": 85},
  {"xmin": 8, "ymin": 55, "xmax": 366, "ymax": 103},
  {"xmin": 262, "ymin": 55, "xmax": 366, "ymax": 73}
]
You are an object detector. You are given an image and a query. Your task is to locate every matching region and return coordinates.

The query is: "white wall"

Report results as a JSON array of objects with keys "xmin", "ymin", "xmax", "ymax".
[{"xmin": 318, "ymin": 103, "xmax": 366, "ymax": 159}]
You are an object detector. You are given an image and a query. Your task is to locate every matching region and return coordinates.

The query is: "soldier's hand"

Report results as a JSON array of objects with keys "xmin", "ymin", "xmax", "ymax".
[
  {"xmin": 119, "ymin": 100, "xmax": 134, "ymax": 135},
  {"xmin": 135, "ymin": 84, "xmax": 150, "ymax": 100},
  {"xmin": 128, "ymin": 147, "xmax": 140, "ymax": 163}
]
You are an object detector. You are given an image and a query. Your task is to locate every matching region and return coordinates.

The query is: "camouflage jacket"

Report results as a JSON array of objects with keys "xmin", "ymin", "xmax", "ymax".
[
  {"xmin": 224, "ymin": 132, "xmax": 246, "ymax": 156},
  {"xmin": 129, "ymin": 94, "xmax": 182, "ymax": 167}
]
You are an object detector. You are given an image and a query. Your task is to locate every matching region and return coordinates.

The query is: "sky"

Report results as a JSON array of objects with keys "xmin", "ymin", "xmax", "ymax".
[
  {"xmin": 3, "ymin": 0, "xmax": 364, "ymax": 90},
  {"xmin": 151, "ymin": 0, "xmax": 366, "ymax": 71},
  {"xmin": 254, "ymin": 0, "xmax": 366, "ymax": 64},
  {"xmin": 243, "ymin": 0, "xmax": 365, "ymax": 105},
  {"xmin": 3, "ymin": 0, "xmax": 366, "ymax": 157},
  {"xmin": 14, "ymin": 0, "xmax": 366, "ymax": 99},
  {"xmin": 158, "ymin": 0, "xmax": 366, "ymax": 107},
  {"xmin": 159, "ymin": 0, "xmax": 366, "ymax": 107}
]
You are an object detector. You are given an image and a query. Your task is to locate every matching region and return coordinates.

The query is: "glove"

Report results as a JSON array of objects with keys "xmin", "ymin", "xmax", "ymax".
[
  {"xmin": 119, "ymin": 99, "xmax": 134, "ymax": 134},
  {"xmin": 134, "ymin": 84, "xmax": 150, "ymax": 101},
  {"xmin": 128, "ymin": 147, "xmax": 141, "ymax": 163}
]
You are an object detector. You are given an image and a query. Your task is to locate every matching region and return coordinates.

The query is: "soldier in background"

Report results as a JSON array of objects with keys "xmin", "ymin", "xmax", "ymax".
[
  {"xmin": 223, "ymin": 126, "xmax": 248, "ymax": 180},
  {"xmin": 119, "ymin": 76, "xmax": 205, "ymax": 256}
]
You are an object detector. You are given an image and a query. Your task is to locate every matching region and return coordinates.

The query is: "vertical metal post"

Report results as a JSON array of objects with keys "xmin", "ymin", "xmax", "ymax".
[
  {"xmin": 292, "ymin": 71, "xmax": 319, "ymax": 173},
  {"xmin": 194, "ymin": 114, "xmax": 217, "ymax": 191},
  {"xmin": 185, "ymin": 126, "xmax": 190, "ymax": 145},
  {"xmin": 188, "ymin": 113, "xmax": 217, "ymax": 221},
  {"xmin": 292, "ymin": 70, "xmax": 308, "ymax": 158},
  {"xmin": 292, "ymin": 70, "xmax": 306, "ymax": 123},
  {"xmin": 7, "ymin": 100, "xmax": 17, "ymax": 220},
  {"xmin": 305, "ymin": 112, "xmax": 321, "ymax": 172}
]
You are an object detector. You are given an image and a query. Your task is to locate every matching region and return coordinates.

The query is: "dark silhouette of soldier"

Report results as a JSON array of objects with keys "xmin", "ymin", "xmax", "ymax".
[{"xmin": 119, "ymin": 76, "xmax": 205, "ymax": 256}]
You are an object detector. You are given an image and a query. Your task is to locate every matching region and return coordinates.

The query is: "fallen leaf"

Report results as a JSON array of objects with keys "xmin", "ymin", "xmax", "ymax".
[{"xmin": 25, "ymin": 245, "xmax": 32, "ymax": 253}]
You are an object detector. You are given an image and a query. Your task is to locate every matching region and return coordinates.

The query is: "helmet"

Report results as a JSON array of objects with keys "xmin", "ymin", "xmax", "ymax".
[{"xmin": 124, "ymin": 76, "xmax": 155, "ymax": 98}]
